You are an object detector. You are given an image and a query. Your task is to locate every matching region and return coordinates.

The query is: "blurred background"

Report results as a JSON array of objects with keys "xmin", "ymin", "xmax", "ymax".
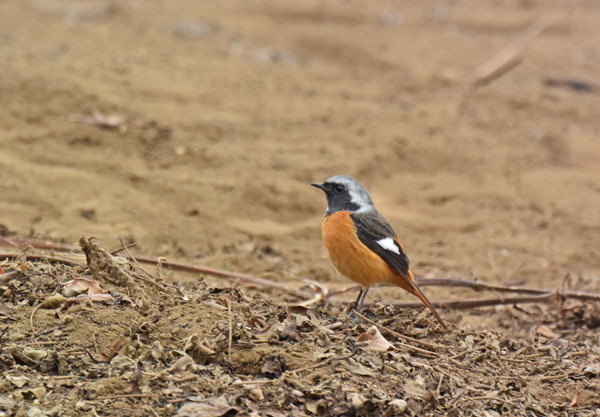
[{"xmin": 1, "ymin": 0, "xmax": 599, "ymax": 331}]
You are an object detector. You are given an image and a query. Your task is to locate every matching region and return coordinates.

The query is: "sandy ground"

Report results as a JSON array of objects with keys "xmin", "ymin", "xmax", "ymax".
[
  {"xmin": 1, "ymin": 0, "xmax": 600, "ymax": 333},
  {"xmin": 2, "ymin": 0, "xmax": 600, "ymax": 415}
]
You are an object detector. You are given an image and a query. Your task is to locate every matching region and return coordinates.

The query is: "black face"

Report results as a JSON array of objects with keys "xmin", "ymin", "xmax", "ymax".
[{"xmin": 311, "ymin": 181, "xmax": 360, "ymax": 214}]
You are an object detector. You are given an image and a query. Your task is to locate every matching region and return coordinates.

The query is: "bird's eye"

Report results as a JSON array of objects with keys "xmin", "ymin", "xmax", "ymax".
[{"xmin": 335, "ymin": 185, "xmax": 344, "ymax": 193}]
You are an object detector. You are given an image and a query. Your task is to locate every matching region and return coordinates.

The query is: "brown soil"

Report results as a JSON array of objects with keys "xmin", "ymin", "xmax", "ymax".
[
  {"xmin": 1, "ymin": 0, "xmax": 600, "ymax": 415},
  {"xmin": 1, "ymin": 243, "xmax": 599, "ymax": 416}
]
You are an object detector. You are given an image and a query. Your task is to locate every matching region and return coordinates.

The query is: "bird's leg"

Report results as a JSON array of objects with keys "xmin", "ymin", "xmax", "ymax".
[
  {"xmin": 355, "ymin": 287, "xmax": 369, "ymax": 312},
  {"xmin": 350, "ymin": 287, "xmax": 369, "ymax": 324}
]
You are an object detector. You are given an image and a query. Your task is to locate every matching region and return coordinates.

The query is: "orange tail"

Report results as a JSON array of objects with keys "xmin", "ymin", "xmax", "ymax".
[{"xmin": 393, "ymin": 270, "xmax": 446, "ymax": 328}]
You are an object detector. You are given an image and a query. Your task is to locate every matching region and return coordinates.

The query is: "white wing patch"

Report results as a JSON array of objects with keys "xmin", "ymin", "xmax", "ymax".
[{"xmin": 376, "ymin": 237, "xmax": 400, "ymax": 255}]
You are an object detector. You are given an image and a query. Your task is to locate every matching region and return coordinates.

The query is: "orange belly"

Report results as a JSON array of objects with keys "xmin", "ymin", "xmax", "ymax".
[{"xmin": 322, "ymin": 211, "xmax": 395, "ymax": 288}]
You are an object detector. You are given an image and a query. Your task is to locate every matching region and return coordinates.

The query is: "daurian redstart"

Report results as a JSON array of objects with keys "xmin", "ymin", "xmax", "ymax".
[{"xmin": 312, "ymin": 175, "xmax": 444, "ymax": 327}]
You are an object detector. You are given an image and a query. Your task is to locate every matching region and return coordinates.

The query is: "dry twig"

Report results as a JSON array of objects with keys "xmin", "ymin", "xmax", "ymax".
[
  {"xmin": 130, "ymin": 254, "xmax": 312, "ymax": 299},
  {"xmin": 227, "ymin": 298, "xmax": 233, "ymax": 363},
  {"xmin": 291, "ymin": 350, "xmax": 359, "ymax": 374},
  {"xmin": 351, "ymin": 310, "xmax": 445, "ymax": 353},
  {"xmin": 459, "ymin": 8, "xmax": 567, "ymax": 115},
  {"xmin": 118, "ymin": 238, "xmax": 167, "ymax": 292},
  {"xmin": 471, "ymin": 9, "xmax": 565, "ymax": 88},
  {"xmin": 0, "ymin": 237, "xmax": 79, "ymax": 252},
  {"xmin": 378, "ymin": 290, "xmax": 600, "ymax": 310},
  {"xmin": 0, "ymin": 253, "xmax": 81, "ymax": 267},
  {"xmin": 29, "ymin": 303, "xmax": 43, "ymax": 348}
]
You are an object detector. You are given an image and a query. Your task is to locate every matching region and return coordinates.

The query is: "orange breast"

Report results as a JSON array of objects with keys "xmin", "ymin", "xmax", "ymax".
[{"xmin": 322, "ymin": 211, "xmax": 395, "ymax": 288}]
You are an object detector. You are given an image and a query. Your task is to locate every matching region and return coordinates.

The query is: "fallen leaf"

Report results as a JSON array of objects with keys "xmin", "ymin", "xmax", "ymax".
[
  {"xmin": 570, "ymin": 392, "xmax": 578, "ymax": 407},
  {"xmin": 40, "ymin": 294, "xmax": 67, "ymax": 309},
  {"xmin": 261, "ymin": 409, "xmax": 287, "ymax": 417},
  {"xmin": 25, "ymin": 405, "xmax": 44, "ymax": 417},
  {"xmin": 464, "ymin": 335, "xmax": 475, "ymax": 350},
  {"xmin": 344, "ymin": 358, "xmax": 375, "ymax": 376},
  {"xmin": 92, "ymin": 339, "xmax": 125, "ymax": 362},
  {"xmin": 260, "ymin": 355, "xmax": 286, "ymax": 379},
  {"xmin": 278, "ymin": 320, "xmax": 299, "ymax": 342},
  {"xmin": 402, "ymin": 377, "xmax": 427, "ymax": 400},
  {"xmin": 349, "ymin": 392, "xmax": 367, "ymax": 408},
  {"xmin": 536, "ymin": 325, "xmax": 560, "ymax": 339},
  {"xmin": 111, "ymin": 354, "xmax": 136, "ymax": 369},
  {"xmin": 23, "ymin": 348, "xmax": 48, "ymax": 361},
  {"xmin": 388, "ymin": 399, "xmax": 407, "ymax": 413},
  {"xmin": 0, "ymin": 396, "xmax": 16, "ymax": 412},
  {"xmin": 20, "ymin": 386, "xmax": 46, "ymax": 401},
  {"xmin": 247, "ymin": 316, "xmax": 264, "ymax": 329},
  {"xmin": 87, "ymin": 293, "xmax": 116, "ymax": 303},
  {"xmin": 249, "ymin": 387, "xmax": 264, "ymax": 402},
  {"xmin": 357, "ymin": 326, "xmax": 393, "ymax": 352},
  {"xmin": 171, "ymin": 354, "xmax": 196, "ymax": 373},
  {"xmin": 72, "ymin": 111, "xmax": 126, "ymax": 129},
  {"xmin": 63, "ymin": 276, "xmax": 105, "ymax": 297},
  {"xmin": 286, "ymin": 305, "xmax": 311, "ymax": 316},
  {"xmin": 0, "ymin": 301, "xmax": 15, "ymax": 315},
  {"xmin": 62, "ymin": 292, "xmax": 116, "ymax": 307},
  {"xmin": 176, "ymin": 396, "xmax": 239, "ymax": 417},
  {"xmin": 7, "ymin": 375, "xmax": 28, "ymax": 388},
  {"xmin": 583, "ymin": 363, "xmax": 599, "ymax": 377}
]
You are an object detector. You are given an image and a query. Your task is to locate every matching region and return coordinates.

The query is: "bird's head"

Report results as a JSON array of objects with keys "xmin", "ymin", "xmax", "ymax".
[{"xmin": 311, "ymin": 175, "xmax": 374, "ymax": 215}]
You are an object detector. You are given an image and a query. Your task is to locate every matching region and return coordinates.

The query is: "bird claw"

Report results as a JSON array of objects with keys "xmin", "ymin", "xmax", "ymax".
[{"xmin": 349, "ymin": 307, "xmax": 362, "ymax": 325}]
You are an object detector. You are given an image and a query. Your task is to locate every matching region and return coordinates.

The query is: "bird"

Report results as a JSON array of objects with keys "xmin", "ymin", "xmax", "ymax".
[{"xmin": 311, "ymin": 175, "xmax": 445, "ymax": 327}]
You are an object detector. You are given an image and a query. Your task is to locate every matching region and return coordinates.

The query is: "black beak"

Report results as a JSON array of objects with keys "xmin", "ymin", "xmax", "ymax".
[{"xmin": 311, "ymin": 182, "xmax": 325, "ymax": 191}]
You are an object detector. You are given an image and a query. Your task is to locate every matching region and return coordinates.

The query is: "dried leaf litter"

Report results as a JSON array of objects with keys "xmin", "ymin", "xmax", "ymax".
[{"xmin": 0, "ymin": 240, "xmax": 599, "ymax": 416}]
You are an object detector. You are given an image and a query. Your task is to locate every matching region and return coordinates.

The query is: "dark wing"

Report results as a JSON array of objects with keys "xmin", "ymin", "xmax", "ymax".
[
  {"xmin": 350, "ymin": 210, "xmax": 410, "ymax": 277},
  {"xmin": 352, "ymin": 210, "xmax": 446, "ymax": 328}
]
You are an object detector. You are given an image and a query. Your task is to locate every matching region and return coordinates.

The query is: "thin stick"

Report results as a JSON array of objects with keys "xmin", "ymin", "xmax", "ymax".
[
  {"xmin": 381, "ymin": 294, "xmax": 553, "ymax": 310},
  {"xmin": 0, "ymin": 271, "xmax": 19, "ymax": 283},
  {"xmin": 328, "ymin": 281, "xmax": 600, "ymax": 310},
  {"xmin": 0, "ymin": 326, "xmax": 9, "ymax": 346},
  {"xmin": 0, "ymin": 253, "xmax": 81, "ymax": 267},
  {"xmin": 231, "ymin": 380, "xmax": 274, "ymax": 386},
  {"xmin": 470, "ymin": 9, "xmax": 565, "ymax": 88},
  {"xmin": 110, "ymin": 242, "xmax": 137, "ymax": 255},
  {"xmin": 379, "ymin": 289, "xmax": 600, "ymax": 310},
  {"xmin": 293, "ymin": 278, "xmax": 329, "ymax": 307},
  {"xmin": 118, "ymin": 239, "xmax": 167, "ymax": 292},
  {"xmin": 394, "ymin": 340, "xmax": 438, "ymax": 358},
  {"xmin": 95, "ymin": 394, "xmax": 156, "ymax": 400},
  {"xmin": 227, "ymin": 298, "xmax": 233, "ymax": 363},
  {"xmin": 0, "ymin": 237, "xmax": 78, "ymax": 252},
  {"xmin": 92, "ymin": 334, "xmax": 100, "ymax": 358},
  {"xmin": 436, "ymin": 373, "xmax": 445, "ymax": 395},
  {"xmin": 328, "ymin": 278, "xmax": 559, "ymax": 298},
  {"xmin": 466, "ymin": 395, "xmax": 521, "ymax": 408},
  {"xmin": 1, "ymin": 238, "xmax": 309, "ymax": 298},
  {"xmin": 414, "ymin": 277, "xmax": 549, "ymax": 295},
  {"xmin": 130, "ymin": 255, "xmax": 311, "ymax": 299},
  {"xmin": 449, "ymin": 389, "xmax": 467, "ymax": 406},
  {"xmin": 30, "ymin": 303, "xmax": 42, "ymax": 348},
  {"xmin": 291, "ymin": 350, "xmax": 358, "ymax": 374},
  {"xmin": 120, "ymin": 238, "xmax": 155, "ymax": 279},
  {"xmin": 459, "ymin": 8, "xmax": 567, "ymax": 116},
  {"xmin": 144, "ymin": 406, "xmax": 160, "ymax": 417},
  {"xmin": 351, "ymin": 310, "xmax": 447, "ymax": 352}
]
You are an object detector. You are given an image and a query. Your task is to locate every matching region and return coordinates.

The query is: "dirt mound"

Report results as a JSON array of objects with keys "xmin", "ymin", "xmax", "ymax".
[{"xmin": 1, "ymin": 241, "xmax": 598, "ymax": 416}]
